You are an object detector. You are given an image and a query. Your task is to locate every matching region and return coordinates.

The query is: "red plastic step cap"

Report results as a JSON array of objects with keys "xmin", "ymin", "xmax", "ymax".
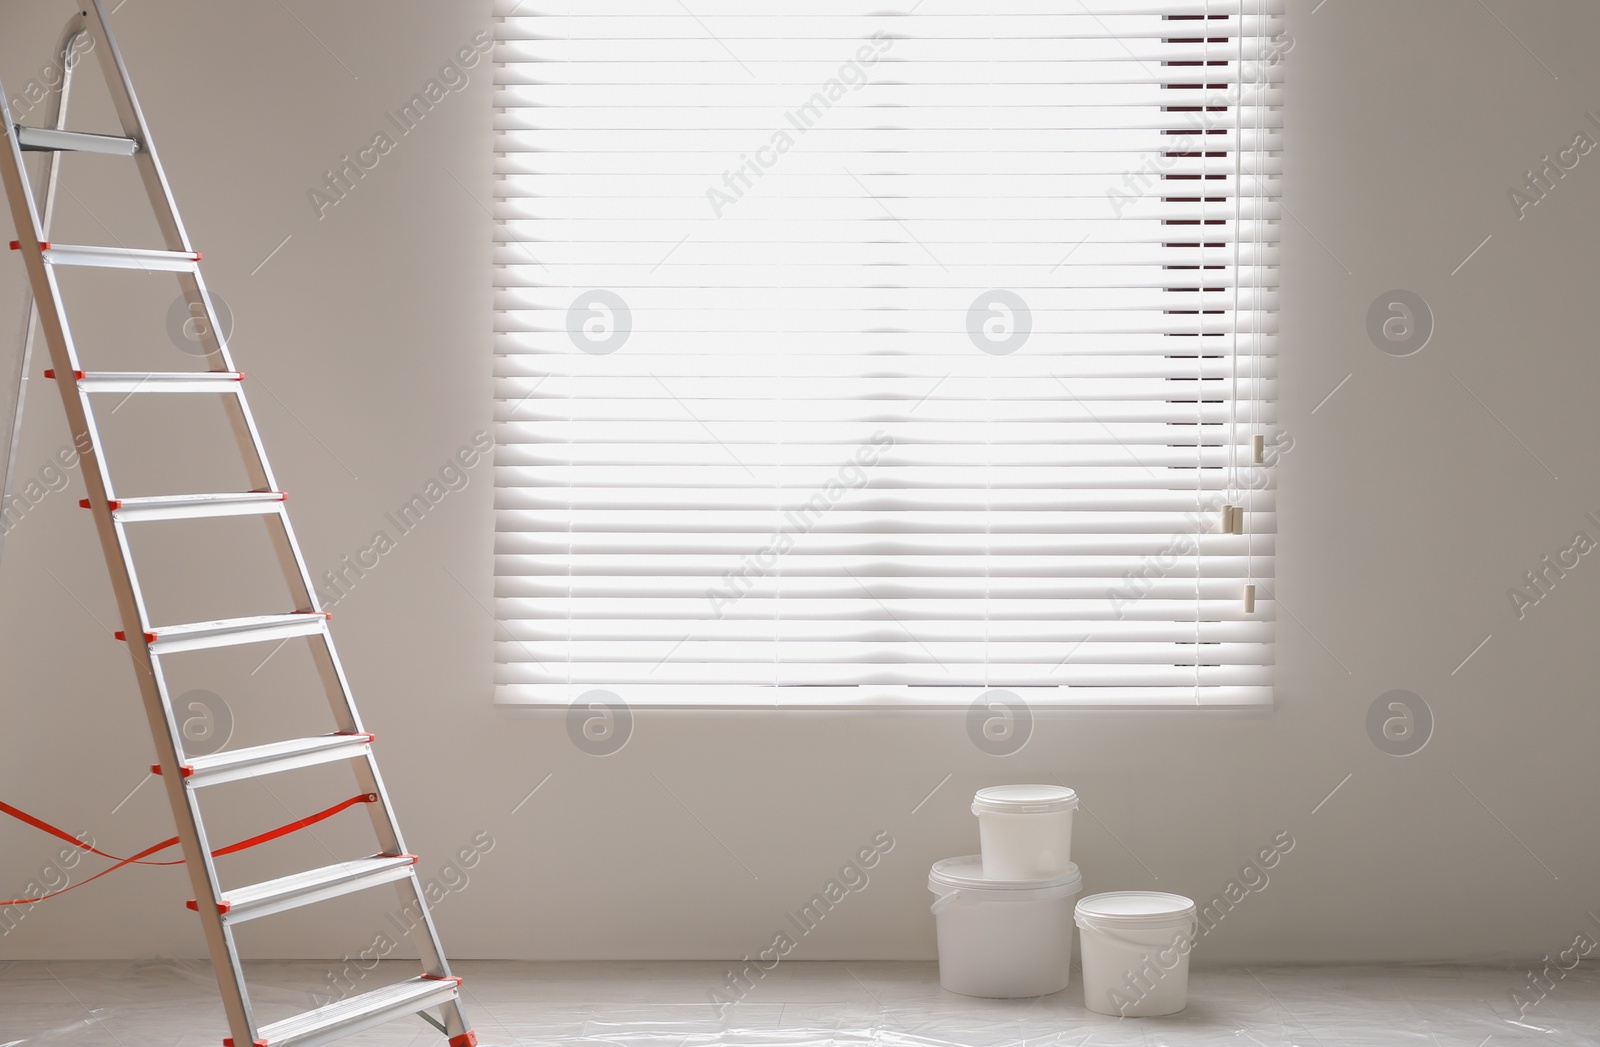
[{"xmin": 186, "ymin": 899, "xmax": 231, "ymax": 914}]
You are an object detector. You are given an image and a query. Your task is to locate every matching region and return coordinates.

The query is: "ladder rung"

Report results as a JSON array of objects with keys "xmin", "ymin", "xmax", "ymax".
[
  {"xmin": 118, "ymin": 611, "xmax": 330, "ymax": 655},
  {"xmin": 154, "ymin": 732, "xmax": 374, "ymax": 788},
  {"xmin": 14, "ymin": 125, "xmax": 140, "ymax": 155},
  {"xmin": 9, "ymin": 240, "xmax": 200, "ymax": 271},
  {"xmin": 234, "ymin": 975, "xmax": 464, "ymax": 1047},
  {"xmin": 85, "ymin": 491, "xmax": 286, "ymax": 523},
  {"xmin": 192, "ymin": 854, "xmax": 418, "ymax": 924},
  {"xmin": 67, "ymin": 370, "xmax": 244, "ymax": 394}
]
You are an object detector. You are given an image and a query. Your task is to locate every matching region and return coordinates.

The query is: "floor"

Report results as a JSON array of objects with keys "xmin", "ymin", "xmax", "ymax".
[{"xmin": 2, "ymin": 960, "xmax": 1597, "ymax": 1047}]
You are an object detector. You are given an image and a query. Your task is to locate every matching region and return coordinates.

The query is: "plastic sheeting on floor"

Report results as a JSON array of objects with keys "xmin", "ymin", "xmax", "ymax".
[{"xmin": 3, "ymin": 958, "xmax": 1598, "ymax": 1047}]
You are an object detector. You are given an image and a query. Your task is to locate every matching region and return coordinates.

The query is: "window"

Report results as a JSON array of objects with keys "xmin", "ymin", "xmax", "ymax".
[{"xmin": 492, "ymin": 0, "xmax": 1282, "ymax": 709}]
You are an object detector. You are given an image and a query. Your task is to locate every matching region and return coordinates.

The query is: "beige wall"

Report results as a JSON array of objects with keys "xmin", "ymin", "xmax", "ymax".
[{"xmin": 1, "ymin": 0, "xmax": 1598, "ymax": 969}]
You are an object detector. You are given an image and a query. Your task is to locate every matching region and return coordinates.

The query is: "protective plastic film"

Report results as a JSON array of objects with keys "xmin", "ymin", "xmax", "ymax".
[{"xmin": 4, "ymin": 960, "xmax": 1599, "ymax": 1047}]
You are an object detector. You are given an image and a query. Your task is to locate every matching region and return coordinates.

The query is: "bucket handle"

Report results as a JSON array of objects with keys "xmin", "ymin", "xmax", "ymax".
[
  {"xmin": 1077, "ymin": 914, "xmax": 1198, "ymax": 951},
  {"xmin": 930, "ymin": 889, "xmax": 962, "ymax": 915}
]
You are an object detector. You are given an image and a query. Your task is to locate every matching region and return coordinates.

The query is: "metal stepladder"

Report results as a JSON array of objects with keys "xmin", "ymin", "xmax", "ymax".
[{"xmin": 0, "ymin": 5, "xmax": 477, "ymax": 1047}]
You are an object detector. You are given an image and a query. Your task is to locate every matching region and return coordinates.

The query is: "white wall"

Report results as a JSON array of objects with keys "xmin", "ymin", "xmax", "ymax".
[{"xmin": 2, "ymin": 0, "xmax": 1598, "ymax": 971}]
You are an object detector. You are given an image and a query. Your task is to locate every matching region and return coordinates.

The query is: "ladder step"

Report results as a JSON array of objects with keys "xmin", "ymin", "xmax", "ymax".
[
  {"xmin": 14, "ymin": 125, "xmax": 140, "ymax": 156},
  {"xmin": 154, "ymin": 732, "xmax": 374, "ymax": 789},
  {"xmin": 192, "ymin": 854, "xmax": 418, "ymax": 924},
  {"xmin": 66, "ymin": 370, "xmax": 244, "ymax": 394},
  {"xmin": 234, "ymin": 975, "xmax": 465, "ymax": 1047},
  {"xmin": 118, "ymin": 611, "xmax": 330, "ymax": 655},
  {"xmin": 84, "ymin": 491, "xmax": 287, "ymax": 523},
  {"xmin": 9, "ymin": 240, "xmax": 200, "ymax": 271}
]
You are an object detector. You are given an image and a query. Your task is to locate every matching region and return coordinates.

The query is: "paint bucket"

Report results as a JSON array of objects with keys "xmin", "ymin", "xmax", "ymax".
[
  {"xmin": 971, "ymin": 784, "xmax": 1078, "ymax": 880},
  {"xmin": 1074, "ymin": 891, "xmax": 1198, "ymax": 1016},
  {"xmin": 928, "ymin": 855, "xmax": 1081, "ymax": 998}
]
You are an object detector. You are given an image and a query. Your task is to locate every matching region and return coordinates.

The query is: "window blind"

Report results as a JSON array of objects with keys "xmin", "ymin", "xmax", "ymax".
[{"xmin": 492, "ymin": 0, "xmax": 1282, "ymax": 709}]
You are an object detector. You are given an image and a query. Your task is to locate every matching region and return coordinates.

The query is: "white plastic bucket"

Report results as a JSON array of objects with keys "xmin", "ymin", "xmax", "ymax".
[
  {"xmin": 1074, "ymin": 891, "xmax": 1198, "ymax": 1017},
  {"xmin": 928, "ymin": 855, "xmax": 1082, "ymax": 999},
  {"xmin": 971, "ymin": 784, "xmax": 1079, "ymax": 880}
]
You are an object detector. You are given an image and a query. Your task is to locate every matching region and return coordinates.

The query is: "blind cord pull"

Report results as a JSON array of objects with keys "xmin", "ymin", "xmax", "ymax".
[{"xmin": 1244, "ymin": 584, "xmax": 1257, "ymax": 614}]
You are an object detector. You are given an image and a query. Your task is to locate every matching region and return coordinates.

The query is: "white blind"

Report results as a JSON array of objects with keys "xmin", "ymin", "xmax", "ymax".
[{"xmin": 492, "ymin": 0, "xmax": 1282, "ymax": 708}]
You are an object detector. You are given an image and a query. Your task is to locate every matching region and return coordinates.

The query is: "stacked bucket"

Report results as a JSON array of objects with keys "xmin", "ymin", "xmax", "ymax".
[{"xmin": 928, "ymin": 784, "xmax": 1199, "ymax": 1016}]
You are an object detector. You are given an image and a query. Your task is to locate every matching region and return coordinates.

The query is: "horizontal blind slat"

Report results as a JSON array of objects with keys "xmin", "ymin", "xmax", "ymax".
[
  {"xmin": 496, "ymin": 0, "xmax": 1283, "ymax": 16},
  {"xmin": 496, "ymin": 509, "xmax": 1279, "ymax": 530},
  {"xmin": 492, "ymin": 683, "xmax": 1274, "ymax": 709},
  {"xmin": 497, "ymin": 618, "xmax": 1273, "ymax": 642},
  {"xmin": 497, "ymin": 661, "xmax": 1272, "ymax": 686},
  {"xmin": 495, "ymin": 596, "xmax": 1272, "ymax": 620}
]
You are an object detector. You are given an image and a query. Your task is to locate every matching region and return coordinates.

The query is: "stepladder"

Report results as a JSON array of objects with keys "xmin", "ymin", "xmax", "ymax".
[{"xmin": 0, "ymin": 5, "xmax": 478, "ymax": 1046}]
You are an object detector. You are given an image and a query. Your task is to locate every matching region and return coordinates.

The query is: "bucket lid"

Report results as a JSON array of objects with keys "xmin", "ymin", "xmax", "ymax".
[
  {"xmin": 971, "ymin": 784, "xmax": 1079, "ymax": 815},
  {"xmin": 928, "ymin": 855, "xmax": 1082, "ymax": 893},
  {"xmin": 1074, "ymin": 891, "xmax": 1196, "ymax": 927}
]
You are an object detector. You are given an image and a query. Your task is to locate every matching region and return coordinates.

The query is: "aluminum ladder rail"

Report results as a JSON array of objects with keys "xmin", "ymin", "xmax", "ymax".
[
  {"xmin": 0, "ymin": 14, "xmax": 87, "ymax": 565},
  {"xmin": 0, "ymin": 6, "xmax": 477, "ymax": 1047}
]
